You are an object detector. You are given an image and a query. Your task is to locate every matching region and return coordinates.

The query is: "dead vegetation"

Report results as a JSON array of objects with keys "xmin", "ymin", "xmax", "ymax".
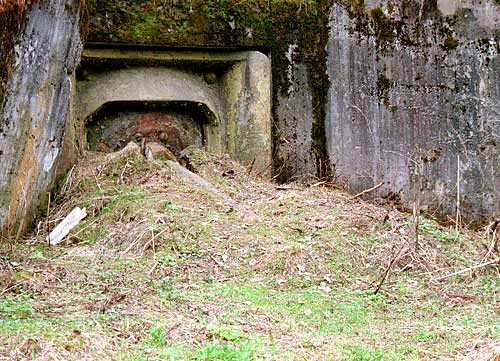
[
  {"xmin": 463, "ymin": 340, "xmax": 500, "ymax": 361},
  {"xmin": 1, "ymin": 147, "xmax": 499, "ymax": 360}
]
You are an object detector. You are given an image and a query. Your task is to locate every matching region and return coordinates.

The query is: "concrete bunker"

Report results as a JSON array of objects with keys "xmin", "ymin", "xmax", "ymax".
[{"xmin": 69, "ymin": 48, "xmax": 272, "ymax": 173}]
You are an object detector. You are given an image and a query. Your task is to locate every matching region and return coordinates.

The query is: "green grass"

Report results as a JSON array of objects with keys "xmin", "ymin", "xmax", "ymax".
[
  {"xmin": 195, "ymin": 339, "xmax": 261, "ymax": 361},
  {"xmin": 0, "ymin": 294, "xmax": 92, "ymax": 352}
]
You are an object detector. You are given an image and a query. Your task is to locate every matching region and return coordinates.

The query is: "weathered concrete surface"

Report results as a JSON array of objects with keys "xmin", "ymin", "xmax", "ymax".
[
  {"xmin": 75, "ymin": 49, "xmax": 272, "ymax": 175},
  {"xmin": 276, "ymin": 60, "xmax": 316, "ymax": 180},
  {"xmin": 326, "ymin": 1, "xmax": 500, "ymax": 222},
  {"xmin": 0, "ymin": 0, "xmax": 84, "ymax": 238},
  {"xmin": 221, "ymin": 51, "xmax": 272, "ymax": 174},
  {"xmin": 0, "ymin": 1, "xmax": 28, "ymax": 108},
  {"xmin": 77, "ymin": 66, "xmax": 222, "ymax": 127}
]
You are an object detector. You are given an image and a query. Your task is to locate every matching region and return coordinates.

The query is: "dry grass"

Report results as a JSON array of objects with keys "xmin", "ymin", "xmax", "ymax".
[
  {"xmin": 463, "ymin": 340, "xmax": 500, "ymax": 361},
  {"xmin": 1, "ymin": 148, "xmax": 499, "ymax": 360}
]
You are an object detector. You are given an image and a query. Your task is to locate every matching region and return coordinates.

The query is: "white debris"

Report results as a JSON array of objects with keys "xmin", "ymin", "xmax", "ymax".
[{"xmin": 47, "ymin": 207, "xmax": 87, "ymax": 246}]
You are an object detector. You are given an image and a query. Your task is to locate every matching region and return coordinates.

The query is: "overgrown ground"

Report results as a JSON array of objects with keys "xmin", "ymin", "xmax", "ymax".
[{"xmin": 1, "ymin": 149, "xmax": 499, "ymax": 360}]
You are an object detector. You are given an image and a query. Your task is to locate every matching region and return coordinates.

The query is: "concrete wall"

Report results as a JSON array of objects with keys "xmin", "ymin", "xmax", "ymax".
[
  {"xmin": 0, "ymin": 1, "xmax": 28, "ymax": 108},
  {"xmin": 74, "ymin": 49, "xmax": 272, "ymax": 174},
  {"xmin": 276, "ymin": 60, "xmax": 317, "ymax": 180},
  {"xmin": 0, "ymin": 0, "xmax": 84, "ymax": 238},
  {"xmin": 326, "ymin": 0, "xmax": 500, "ymax": 222}
]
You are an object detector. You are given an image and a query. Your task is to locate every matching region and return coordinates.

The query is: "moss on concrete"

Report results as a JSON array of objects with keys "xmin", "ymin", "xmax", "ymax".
[
  {"xmin": 376, "ymin": 71, "xmax": 392, "ymax": 107},
  {"xmin": 442, "ymin": 35, "xmax": 459, "ymax": 51},
  {"xmin": 85, "ymin": 0, "xmax": 495, "ymax": 180},
  {"xmin": 86, "ymin": 0, "xmax": 335, "ymax": 179}
]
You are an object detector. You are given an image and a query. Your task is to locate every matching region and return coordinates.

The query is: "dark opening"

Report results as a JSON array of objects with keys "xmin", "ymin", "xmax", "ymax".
[{"xmin": 86, "ymin": 101, "xmax": 215, "ymax": 154}]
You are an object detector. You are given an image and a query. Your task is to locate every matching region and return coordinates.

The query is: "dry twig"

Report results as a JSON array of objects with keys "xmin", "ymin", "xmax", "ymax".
[
  {"xmin": 352, "ymin": 182, "xmax": 384, "ymax": 200},
  {"xmin": 433, "ymin": 256, "xmax": 500, "ymax": 282},
  {"xmin": 374, "ymin": 244, "xmax": 406, "ymax": 295}
]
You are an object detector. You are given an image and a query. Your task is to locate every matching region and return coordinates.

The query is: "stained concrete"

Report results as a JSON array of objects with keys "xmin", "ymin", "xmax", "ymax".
[
  {"xmin": 86, "ymin": 103, "xmax": 205, "ymax": 153},
  {"xmin": 277, "ymin": 62, "xmax": 316, "ymax": 180},
  {"xmin": 0, "ymin": 0, "xmax": 84, "ymax": 238},
  {"xmin": 224, "ymin": 51, "xmax": 272, "ymax": 171},
  {"xmin": 77, "ymin": 67, "xmax": 222, "ymax": 127},
  {"xmin": 326, "ymin": 2, "xmax": 500, "ymax": 222}
]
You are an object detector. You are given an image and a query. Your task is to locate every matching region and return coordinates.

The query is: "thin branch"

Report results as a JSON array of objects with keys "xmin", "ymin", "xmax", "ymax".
[
  {"xmin": 352, "ymin": 181, "xmax": 384, "ymax": 200},
  {"xmin": 433, "ymin": 256, "xmax": 500, "ymax": 282},
  {"xmin": 374, "ymin": 244, "xmax": 405, "ymax": 295},
  {"xmin": 455, "ymin": 155, "xmax": 462, "ymax": 232}
]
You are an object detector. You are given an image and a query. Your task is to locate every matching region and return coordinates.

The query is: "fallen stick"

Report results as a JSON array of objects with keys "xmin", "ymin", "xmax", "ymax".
[
  {"xmin": 374, "ymin": 244, "xmax": 405, "ymax": 295},
  {"xmin": 484, "ymin": 220, "xmax": 499, "ymax": 260},
  {"xmin": 141, "ymin": 227, "xmax": 169, "ymax": 255},
  {"xmin": 71, "ymin": 219, "xmax": 98, "ymax": 239},
  {"xmin": 165, "ymin": 160, "xmax": 260, "ymax": 222},
  {"xmin": 124, "ymin": 228, "xmax": 149, "ymax": 254},
  {"xmin": 0, "ymin": 280, "xmax": 29, "ymax": 296},
  {"xmin": 147, "ymin": 262, "xmax": 158, "ymax": 276},
  {"xmin": 352, "ymin": 181, "xmax": 384, "ymax": 200},
  {"xmin": 433, "ymin": 256, "xmax": 500, "ymax": 282}
]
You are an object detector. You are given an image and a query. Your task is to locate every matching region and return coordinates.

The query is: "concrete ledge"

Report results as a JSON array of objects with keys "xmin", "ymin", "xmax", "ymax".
[
  {"xmin": 82, "ymin": 48, "xmax": 253, "ymax": 64},
  {"xmin": 77, "ymin": 67, "xmax": 222, "ymax": 125}
]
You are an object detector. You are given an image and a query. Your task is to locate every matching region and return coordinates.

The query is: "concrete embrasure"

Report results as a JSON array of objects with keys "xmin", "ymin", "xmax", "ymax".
[
  {"xmin": 3, "ymin": 0, "xmax": 500, "ymax": 240},
  {"xmin": 73, "ymin": 49, "xmax": 272, "ymax": 176},
  {"xmin": 86, "ymin": 104, "xmax": 205, "ymax": 153}
]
